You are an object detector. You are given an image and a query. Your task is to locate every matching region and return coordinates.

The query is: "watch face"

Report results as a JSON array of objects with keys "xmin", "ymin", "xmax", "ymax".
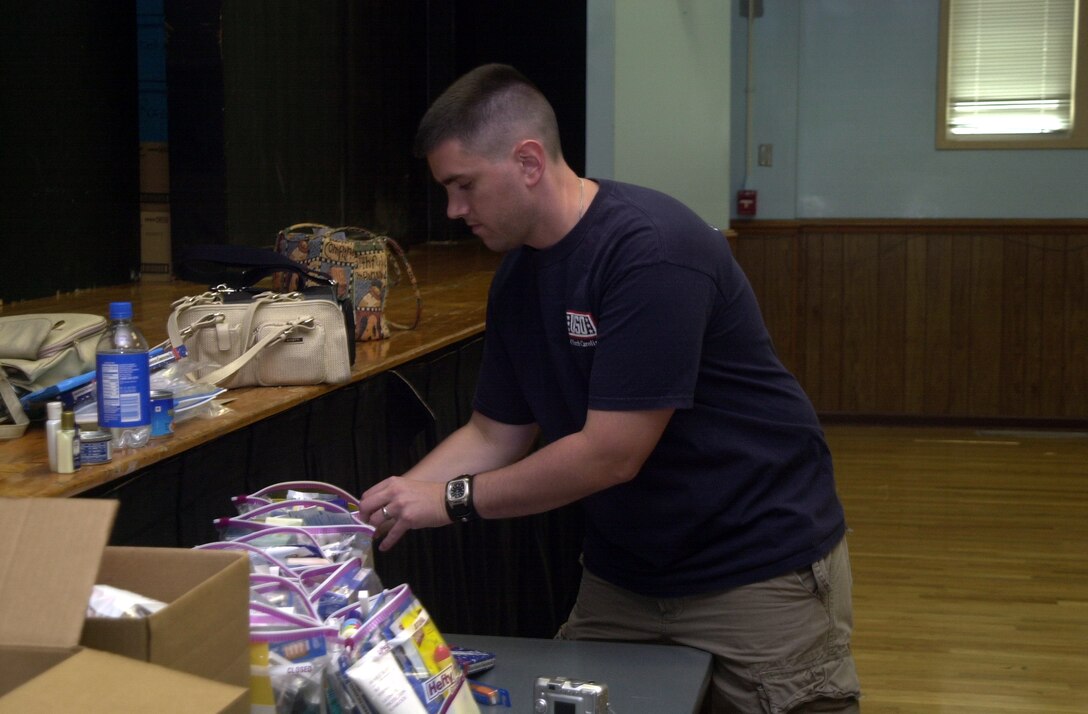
[{"xmin": 448, "ymin": 480, "xmax": 467, "ymax": 501}]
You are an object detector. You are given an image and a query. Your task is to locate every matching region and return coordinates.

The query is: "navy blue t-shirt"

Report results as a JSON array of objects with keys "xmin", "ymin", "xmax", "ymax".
[{"xmin": 474, "ymin": 180, "xmax": 846, "ymax": 597}]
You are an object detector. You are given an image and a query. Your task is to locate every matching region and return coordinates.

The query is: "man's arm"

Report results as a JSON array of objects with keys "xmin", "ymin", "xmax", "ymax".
[
  {"xmin": 359, "ymin": 406, "xmax": 673, "ymax": 550},
  {"xmin": 398, "ymin": 410, "xmax": 541, "ymax": 484}
]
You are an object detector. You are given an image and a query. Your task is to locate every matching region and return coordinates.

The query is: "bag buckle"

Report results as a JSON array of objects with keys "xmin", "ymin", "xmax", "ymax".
[
  {"xmin": 179, "ymin": 312, "xmax": 224, "ymax": 338},
  {"xmin": 283, "ymin": 317, "xmax": 315, "ymax": 336}
]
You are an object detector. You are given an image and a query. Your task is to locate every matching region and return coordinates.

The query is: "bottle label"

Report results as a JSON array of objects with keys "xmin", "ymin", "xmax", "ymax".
[{"xmin": 96, "ymin": 353, "xmax": 151, "ymax": 428}]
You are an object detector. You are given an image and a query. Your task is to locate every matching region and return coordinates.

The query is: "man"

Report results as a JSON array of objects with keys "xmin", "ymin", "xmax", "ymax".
[{"xmin": 360, "ymin": 63, "xmax": 861, "ymax": 713}]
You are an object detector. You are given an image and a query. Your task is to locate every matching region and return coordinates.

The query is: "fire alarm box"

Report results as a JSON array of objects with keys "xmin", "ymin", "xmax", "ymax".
[{"xmin": 737, "ymin": 190, "xmax": 757, "ymax": 217}]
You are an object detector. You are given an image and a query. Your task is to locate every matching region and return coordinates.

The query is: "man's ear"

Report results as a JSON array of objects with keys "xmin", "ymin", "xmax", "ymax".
[{"xmin": 513, "ymin": 139, "xmax": 546, "ymax": 186}]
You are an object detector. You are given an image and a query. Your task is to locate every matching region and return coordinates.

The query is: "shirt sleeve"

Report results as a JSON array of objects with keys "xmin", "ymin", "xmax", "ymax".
[
  {"xmin": 472, "ymin": 297, "xmax": 537, "ymax": 426},
  {"xmin": 587, "ymin": 262, "xmax": 715, "ymax": 411}
]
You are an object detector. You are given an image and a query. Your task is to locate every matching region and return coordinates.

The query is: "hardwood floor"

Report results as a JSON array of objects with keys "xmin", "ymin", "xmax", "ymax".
[{"xmin": 826, "ymin": 424, "xmax": 1088, "ymax": 713}]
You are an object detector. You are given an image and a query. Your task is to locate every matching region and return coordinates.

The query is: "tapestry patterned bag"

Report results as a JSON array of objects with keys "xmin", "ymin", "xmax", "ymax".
[{"xmin": 274, "ymin": 223, "xmax": 422, "ymax": 342}]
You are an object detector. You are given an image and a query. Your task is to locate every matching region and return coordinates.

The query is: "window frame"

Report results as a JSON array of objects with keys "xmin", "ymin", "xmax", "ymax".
[{"xmin": 937, "ymin": 0, "xmax": 1088, "ymax": 149}]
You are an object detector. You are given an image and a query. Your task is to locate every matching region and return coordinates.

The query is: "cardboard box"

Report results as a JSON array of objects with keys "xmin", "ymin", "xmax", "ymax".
[
  {"xmin": 0, "ymin": 499, "xmax": 247, "ymax": 713},
  {"xmin": 139, "ymin": 141, "xmax": 172, "ymax": 281},
  {"xmin": 81, "ymin": 546, "xmax": 251, "ymax": 689}
]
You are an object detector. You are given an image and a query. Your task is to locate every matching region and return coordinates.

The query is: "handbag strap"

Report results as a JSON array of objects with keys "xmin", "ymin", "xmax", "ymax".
[
  {"xmin": 0, "ymin": 373, "xmax": 30, "ymax": 439},
  {"xmin": 176, "ymin": 244, "xmax": 337, "ymax": 291},
  {"xmin": 379, "ymin": 236, "xmax": 422, "ymax": 332},
  {"xmin": 166, "ymin": 292, "xmax": 221, "ymax": 359}
]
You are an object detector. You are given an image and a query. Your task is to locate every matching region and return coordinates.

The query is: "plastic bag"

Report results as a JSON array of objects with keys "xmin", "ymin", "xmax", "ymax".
[
  {"xmin": 251, "ymin": 573, "xmax": 320, "ymax": 622},
  {"xmin": 235, "ymin": 498, "xmax": 360, "ymax": 527},
  {"xmin": 248, "ymin": 481, "xmax": 361, "ymax": 512},
  {"xmin": 87, "ymin": 584, "xmax": 167, "ymax": 618},
  {"xmin": 306, "ymin": 557, "xmax": 378, "ymax": 621},
  {"xmin": 337, "ymin": 584, "xmax": 479, "ymax": 714},
  {"xmin": 195, "ymin": 540, "xmax": 294, "ymax": 576},
  {"xmin": 250, "ymin": 621, "xmax": 340, "ymax": 714},
  {"xmin": 220, "ymin": 523, "xmax": 376, "ymax": 571}
]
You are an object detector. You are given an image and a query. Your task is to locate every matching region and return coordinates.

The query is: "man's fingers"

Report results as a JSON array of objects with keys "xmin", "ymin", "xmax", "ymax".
[{"xmin": 378, "ymin": 519, "xmax": 408, "ymax": 551}]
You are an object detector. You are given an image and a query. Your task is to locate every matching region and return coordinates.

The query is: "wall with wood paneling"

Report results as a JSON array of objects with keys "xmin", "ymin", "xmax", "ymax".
[{"xmin": 729, "ymin": 220, "xmax": 1088, "ymax": 422}]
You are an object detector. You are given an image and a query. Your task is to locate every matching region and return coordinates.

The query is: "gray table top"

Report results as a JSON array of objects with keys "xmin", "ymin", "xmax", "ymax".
[{"xmin": 448, "ymin": 633, "xmax": 712, "ymax": 714}]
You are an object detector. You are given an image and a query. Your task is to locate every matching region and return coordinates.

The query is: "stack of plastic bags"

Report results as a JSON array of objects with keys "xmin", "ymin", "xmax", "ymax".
[{"xmin": 195, "ymin": 480, "xmax": 480, "ymax": 714}]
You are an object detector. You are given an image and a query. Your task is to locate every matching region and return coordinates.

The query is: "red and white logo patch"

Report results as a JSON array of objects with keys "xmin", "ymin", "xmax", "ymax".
[{"xmin": 566, "ymin": 311, "xmax": 598, "ymax": 342}]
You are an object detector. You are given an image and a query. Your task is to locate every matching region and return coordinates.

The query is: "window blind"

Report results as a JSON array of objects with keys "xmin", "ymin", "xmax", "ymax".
[{"xmin": 947, "ymin": 0, "xmax": 1077, "ymax": 136}]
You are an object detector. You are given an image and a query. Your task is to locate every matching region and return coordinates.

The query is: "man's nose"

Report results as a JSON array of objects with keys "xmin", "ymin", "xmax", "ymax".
[{"xmin": 446, "ymin": 195, "xmax": 467, "ymax": 220}]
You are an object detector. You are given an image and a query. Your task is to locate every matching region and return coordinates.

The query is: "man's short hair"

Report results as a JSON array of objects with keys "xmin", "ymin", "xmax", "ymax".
[{"xmin": 413, "ymin": 63, "xmax": 563, "ymax": 161}]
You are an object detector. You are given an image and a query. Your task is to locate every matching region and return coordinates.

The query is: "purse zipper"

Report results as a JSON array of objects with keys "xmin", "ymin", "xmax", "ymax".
[{"xmin": 37, "ymin": 319, "xmax": 107, "ymax": 360}]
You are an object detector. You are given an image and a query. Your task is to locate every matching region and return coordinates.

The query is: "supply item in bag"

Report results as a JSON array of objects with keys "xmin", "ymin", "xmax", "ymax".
[
  {"xmin": 56, "ymin": 409, "xmax": 80, "ymax": 473},
  {"xmin": 44, "ymin": 400, "xmax": 62, "ymax": 470},
  {"xmin": 307, "ymin": 557, "xmax": 377, "ymax": 621},
  {"xmin": 235, "ymin": 498, "xmax": 359, "ymax": 527}
]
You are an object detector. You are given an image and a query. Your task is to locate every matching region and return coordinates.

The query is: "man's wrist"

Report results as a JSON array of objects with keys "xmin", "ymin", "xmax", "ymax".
[{"xmin": 444, "ymin": 474, "xmax": 478, "ymax": 523}]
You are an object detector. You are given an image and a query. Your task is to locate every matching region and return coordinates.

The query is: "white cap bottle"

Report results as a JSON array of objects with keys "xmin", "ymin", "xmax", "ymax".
[{"xmin": 45, "ymin": 400, "xmax": 63, "ymax": 472}]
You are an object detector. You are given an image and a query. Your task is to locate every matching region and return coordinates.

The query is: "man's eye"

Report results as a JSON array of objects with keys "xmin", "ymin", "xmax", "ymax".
[{"xmin": 459, "ymin": 182, "xmax": 473, "ymax": 191}]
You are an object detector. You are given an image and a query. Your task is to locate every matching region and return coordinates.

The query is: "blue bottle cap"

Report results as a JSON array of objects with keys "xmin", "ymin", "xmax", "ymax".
[{"xmin": 109, "ymin": 302, "xmax": 133, "ymax": 320}]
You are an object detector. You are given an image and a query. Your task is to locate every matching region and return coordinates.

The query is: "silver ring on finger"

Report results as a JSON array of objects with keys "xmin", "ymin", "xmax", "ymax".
[{"xmin": 382, "ymin": 505, "xmax": 392, "ymax": 520}]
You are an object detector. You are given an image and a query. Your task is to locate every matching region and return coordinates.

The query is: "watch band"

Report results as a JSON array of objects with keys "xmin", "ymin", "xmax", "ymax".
[{"xmin": 444, "ymin": 474, "xmax": 478, "ymax": 523}]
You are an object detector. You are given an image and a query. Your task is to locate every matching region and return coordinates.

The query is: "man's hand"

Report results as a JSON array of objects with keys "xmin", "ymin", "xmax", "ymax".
[{"xmin": 359, "ymin": 476, "xmax": 448, "ymax": 551}]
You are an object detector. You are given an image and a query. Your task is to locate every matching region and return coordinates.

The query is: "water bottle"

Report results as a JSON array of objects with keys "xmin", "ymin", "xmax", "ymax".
[{"xmin": 95, "ymin": 301, "xmax": 151, "ymax": 449}]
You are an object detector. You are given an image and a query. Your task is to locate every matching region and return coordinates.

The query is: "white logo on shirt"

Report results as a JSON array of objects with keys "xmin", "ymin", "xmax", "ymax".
[{"xmin": 567, "ymin": 311, "xmax": 598, "ymax": 346}]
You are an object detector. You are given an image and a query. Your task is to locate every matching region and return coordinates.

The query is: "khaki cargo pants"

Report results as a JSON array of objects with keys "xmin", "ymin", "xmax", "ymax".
[{"xmin": 556, "ymin": 537, "xmax": 861, "ymax": 713}]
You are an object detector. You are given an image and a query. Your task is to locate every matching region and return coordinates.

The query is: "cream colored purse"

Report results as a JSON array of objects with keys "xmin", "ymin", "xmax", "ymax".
[
  {"xmin": 167, "ymin": 289, "xmax": 353, "ymax": 389},
  {"xmin": 0, "ymin": 313, "xmax": 107, "ymax": 438},
  {"xmin": 0, "ymin": 313, "xmax": 106, "ymax": 393}
]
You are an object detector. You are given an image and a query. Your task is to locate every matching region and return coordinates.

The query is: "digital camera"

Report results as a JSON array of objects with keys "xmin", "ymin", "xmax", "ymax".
[{"xmin": 533, "ymin": 676, "xmax": 611, "ymax": 714}]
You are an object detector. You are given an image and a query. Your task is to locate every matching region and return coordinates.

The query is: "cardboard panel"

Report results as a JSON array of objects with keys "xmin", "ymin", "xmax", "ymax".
[
  {"xmin": 0, "ymin": 648, "xmax": 70, "ymax": 697},
  {"xmin": 0, "ymin": 649, "xmax": 245, "ymax": 713},
  {"xmin": 81, "ymin": 547, "xmax": 250, "ymax": 688},
  {"xmin": 0, "ymin": 499, "xmax": 117, "ymax": 649}
]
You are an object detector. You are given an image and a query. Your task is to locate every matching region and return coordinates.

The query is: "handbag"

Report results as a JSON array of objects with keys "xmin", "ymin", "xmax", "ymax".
[
  {"xmin": 0, "ymin": 313, "xmax": 106, "ymax": 394},
  {"xmin": 0, "ymin": 313, "xmax": 105, "ymax": 439},
  {"xmin": 168, "ymin": 287, "xmax": 353, "ymax": 389},
  {"xmin": 170, "ymin": 246, "xmax": 355, "ymax": 388},
  {"xmin": 273, "ymin": 223, "xmax": 422, "ymax": 342}
]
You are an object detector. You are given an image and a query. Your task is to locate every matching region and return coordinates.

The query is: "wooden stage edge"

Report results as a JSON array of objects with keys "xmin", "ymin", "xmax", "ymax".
[{"xmin": 0, "ymin": 241, "xmax": 502, "ymax": 498}]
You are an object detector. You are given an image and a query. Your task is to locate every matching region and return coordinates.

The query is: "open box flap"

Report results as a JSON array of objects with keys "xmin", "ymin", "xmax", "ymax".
[
  {"xmin": 0, "ymin": 499, "xmax": 117, "ymax": 649},
  {"xmin": 0, "ymin": 649, "xmax": 246, "ymax": 713}
]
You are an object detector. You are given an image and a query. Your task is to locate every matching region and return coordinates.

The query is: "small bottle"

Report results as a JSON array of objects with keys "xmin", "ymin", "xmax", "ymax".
[
  {"xmin": 56, "ymin": 410, "xmax": 81, "ymax": 474},
  {"xmin": 95, "ymin": 301, "xmax": 151, "ymax": 449},
  {"xmin": 44, "ymin": 400, "xmax": 63, "ymax": 471}
]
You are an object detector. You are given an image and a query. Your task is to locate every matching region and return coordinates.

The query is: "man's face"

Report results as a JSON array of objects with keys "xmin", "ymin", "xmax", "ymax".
[{"xmin": 427, "ymin": 139, "xmax": 532, "ymax": 253}]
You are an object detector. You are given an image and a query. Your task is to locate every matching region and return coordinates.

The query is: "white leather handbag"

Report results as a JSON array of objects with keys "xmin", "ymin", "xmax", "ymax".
[{"xmin": 167, "ymin": 288, "xmax": 353, "ymax": 389}]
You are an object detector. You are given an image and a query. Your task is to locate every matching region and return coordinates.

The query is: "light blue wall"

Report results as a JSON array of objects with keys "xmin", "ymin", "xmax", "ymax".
[
  {"xmin": 587, "ymin": 0, "xmax": 732, "ymax": 227},
  {"xmin": 730, "ymin": 0, "xmax": 1088, "ymax": 220}
]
